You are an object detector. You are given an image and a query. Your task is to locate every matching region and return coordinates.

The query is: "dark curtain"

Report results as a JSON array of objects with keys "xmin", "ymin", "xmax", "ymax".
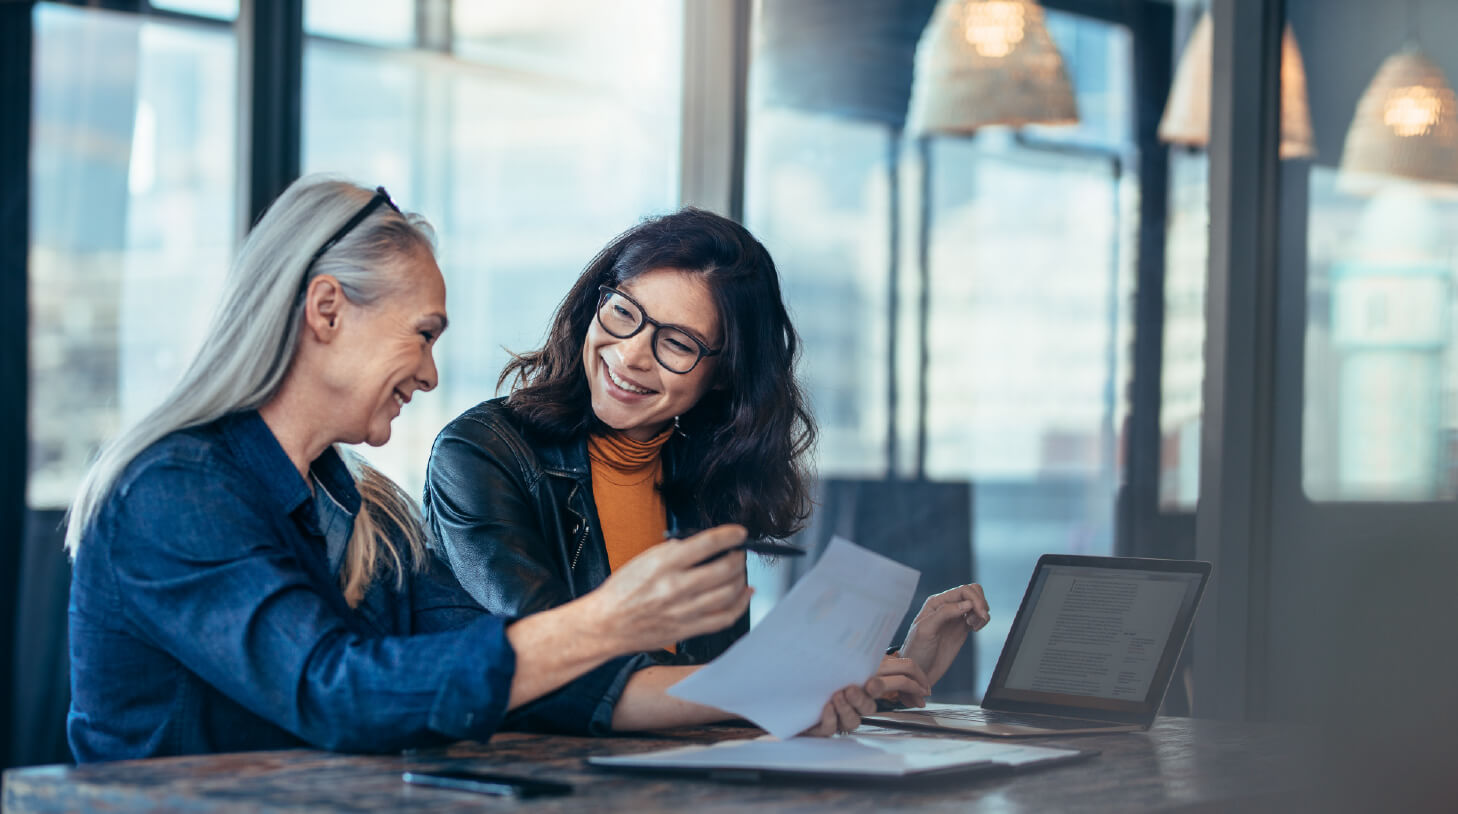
[{"xmin": 10, "ymin": 509, "xmax": 72, "ymax": 768}]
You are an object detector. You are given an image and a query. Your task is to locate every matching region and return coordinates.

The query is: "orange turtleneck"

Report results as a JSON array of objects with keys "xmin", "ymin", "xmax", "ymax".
[{"xmin": 587, "ymin": 426, "xmax": 674, "ymax": 575}]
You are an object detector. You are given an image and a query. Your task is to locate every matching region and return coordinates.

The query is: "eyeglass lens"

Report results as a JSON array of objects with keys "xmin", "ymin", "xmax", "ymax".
[{"xmin": 597, "ymin": 290, "xmax": 705, "ymax": 374}]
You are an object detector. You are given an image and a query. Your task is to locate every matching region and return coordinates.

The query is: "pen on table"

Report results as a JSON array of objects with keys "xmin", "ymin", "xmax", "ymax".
[{"xmin": 664, "ymin": 528, "xmax": 807, "ymax": 558}]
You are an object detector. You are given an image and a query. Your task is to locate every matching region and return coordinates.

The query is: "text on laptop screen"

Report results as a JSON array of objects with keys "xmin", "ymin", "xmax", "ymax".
[{"xmin": 1000, "ymin": 566, "xmax": 1204, "ymax": 702}]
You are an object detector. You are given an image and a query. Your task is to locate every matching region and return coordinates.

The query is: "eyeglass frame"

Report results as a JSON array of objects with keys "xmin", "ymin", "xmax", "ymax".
[
  {"xmin": 595, "ymin": 284, "xmax": 723, "ymax": 375},
  {"xmin": 298, "ymin": 186, "xmax": 401, "ymax": 298}
]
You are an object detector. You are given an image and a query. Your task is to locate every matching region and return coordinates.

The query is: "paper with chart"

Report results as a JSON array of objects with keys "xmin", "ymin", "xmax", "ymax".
[{"xmin": 668, "ymin": 537, "xmax": 919, "ymax": 739}]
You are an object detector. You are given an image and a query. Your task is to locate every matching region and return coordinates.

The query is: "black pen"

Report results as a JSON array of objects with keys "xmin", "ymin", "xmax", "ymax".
[{"xmin": 664, "ymin": 528, "xmax": 807, "ymax": 558}]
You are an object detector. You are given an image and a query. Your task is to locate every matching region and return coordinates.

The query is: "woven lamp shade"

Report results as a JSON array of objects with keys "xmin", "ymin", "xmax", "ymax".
[
  {"xmin": 1157, "ymin": 11, "xmax": 1315, "ymax": 159},
  {"xmin": 907, "ymin": 0, "xmax": 1078, "ymax": 134},
  {"xmin": 1339, "ymin": 46, "xmax": 1458, "ymax": 189}
]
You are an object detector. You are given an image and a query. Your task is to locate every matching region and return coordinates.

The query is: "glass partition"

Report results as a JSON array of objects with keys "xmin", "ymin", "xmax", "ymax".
[
  {"xmin": 1292, "ymin": 0, "xmax": 1458, "ymax": 501},
  {"xmin": 745, "ymin": 1, "xmax": 1141, "ymax": 694},
  {"xmin": 302, "ymin": 0, "xmax": 684, "ymax": 494},
  {"xmin": 29, "ymin": 3, "xmax": 236, "ymax": 508}
]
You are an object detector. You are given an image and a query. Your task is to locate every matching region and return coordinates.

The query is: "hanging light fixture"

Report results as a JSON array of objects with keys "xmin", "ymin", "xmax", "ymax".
[
  {"xmin": 907, "ymin": 0, "xmax": 1079, "ymax": 134},
  {"xmin": 1157, "ymin": 10, "xmax": 1315, "ymax": 159},
  {"xmin": 1339, "ymin": 45, "xmax": 1458, "ymax": 189}
]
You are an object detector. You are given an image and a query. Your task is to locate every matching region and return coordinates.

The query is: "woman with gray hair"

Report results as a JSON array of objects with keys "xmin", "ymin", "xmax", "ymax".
[{"xmin": 65, "ymin": 176, "xmax": 881, "ymax": 763}]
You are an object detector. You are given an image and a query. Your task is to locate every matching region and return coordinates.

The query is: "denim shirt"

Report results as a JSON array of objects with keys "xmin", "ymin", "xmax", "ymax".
[{"xmin": 68, "ymin": 411, "xmax": 643, "ymax": 763}]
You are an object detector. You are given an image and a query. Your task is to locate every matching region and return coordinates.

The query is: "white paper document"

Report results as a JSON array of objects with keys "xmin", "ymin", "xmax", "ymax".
[
  {"xmin": 668, "ymin": 537, "xmax": 919, "ymax": 739},
  {"xmin": 589, "ymin": 733, "xmax": 1087, "ymax": 778}
]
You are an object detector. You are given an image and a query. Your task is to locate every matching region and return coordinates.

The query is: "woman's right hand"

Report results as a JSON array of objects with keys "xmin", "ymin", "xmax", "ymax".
[
  {"xmin": 799, "ymin": 682, "xmax": 873, "ymax": 737},
  {"xmin": 584, "ymin": 525, "xmax": 753, "ymax": 654}
]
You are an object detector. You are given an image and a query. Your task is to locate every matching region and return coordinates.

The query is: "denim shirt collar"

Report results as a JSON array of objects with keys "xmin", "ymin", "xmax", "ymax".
[{"xmin": 216, "ymin": 411, "xmax": 361, "ymax": 524}]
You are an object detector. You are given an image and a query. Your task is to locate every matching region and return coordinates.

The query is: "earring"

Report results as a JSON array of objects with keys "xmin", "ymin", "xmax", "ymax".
[{"xmin": 673, "ymin": 415, "xmax": 690, "ymax": 439}]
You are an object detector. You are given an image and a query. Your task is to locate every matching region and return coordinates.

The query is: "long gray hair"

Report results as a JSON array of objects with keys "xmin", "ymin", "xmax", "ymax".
[{"xmin": 67, "ymin": 175, "xmax": 435, "ymax": 606}]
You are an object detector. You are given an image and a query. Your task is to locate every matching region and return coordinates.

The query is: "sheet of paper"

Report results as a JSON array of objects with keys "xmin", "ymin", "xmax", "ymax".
[
  {"xmin": 668, "ymin": 537, "xmax": 919, "ymax": 738},
  {"xmin": 589, "ymin": 734, "xmax": 1085, "ymax": 777}
]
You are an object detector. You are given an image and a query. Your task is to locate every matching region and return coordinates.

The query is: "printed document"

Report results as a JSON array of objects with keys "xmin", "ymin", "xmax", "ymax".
[
  {"xmin": 590, "ymin": 733, "xmax": 1086, "ymax": 777},
  {"xmin": 668, "ymin": 537, "xmax": 919, "ymax": 738}
]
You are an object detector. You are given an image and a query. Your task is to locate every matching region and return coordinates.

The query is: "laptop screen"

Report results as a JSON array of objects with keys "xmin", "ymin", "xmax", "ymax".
[{"xmin": 982, "ymin": 555, "xmax": 1210, "ymax": 725}]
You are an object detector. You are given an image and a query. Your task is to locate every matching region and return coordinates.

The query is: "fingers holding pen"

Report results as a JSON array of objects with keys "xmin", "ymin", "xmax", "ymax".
[
  {"xmin": 677, "ymin": 578, "xmax": 753, "ymax": 626},
  {"xmin": 669, "ymin": 525, "xmax": 748, "ymax": 565},
  {"xmin": 874, "ymin": 656, "xmax": 932, "ymax": 707},
  {"xmin": 591, "ymin": 524, "xmax": 753, "ymax": 652}
]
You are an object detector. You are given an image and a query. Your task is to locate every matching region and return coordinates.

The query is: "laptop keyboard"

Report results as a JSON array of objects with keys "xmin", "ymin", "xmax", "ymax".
[{"xmin": 892, "ymin": 708, "xmax": 1106, "ymax": 730}]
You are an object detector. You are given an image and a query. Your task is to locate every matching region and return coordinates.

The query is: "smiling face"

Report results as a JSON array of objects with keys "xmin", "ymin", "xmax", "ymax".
[
  {"xmin": 327, "ymin": 250, "xmax": 448, "ymax": 446},
  {"xmin": 582, "ymin": 268, "xmax": 722, "ymax": 441}
]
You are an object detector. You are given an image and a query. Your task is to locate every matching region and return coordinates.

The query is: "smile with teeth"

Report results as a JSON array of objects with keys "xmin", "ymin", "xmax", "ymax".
[
  {"xmin": 392, "ymin": 390, "xmax": 408, "ymax": 408},
  {"xmin": 607, "ymin": 366, "xmax": 655, "ymax": 395}
]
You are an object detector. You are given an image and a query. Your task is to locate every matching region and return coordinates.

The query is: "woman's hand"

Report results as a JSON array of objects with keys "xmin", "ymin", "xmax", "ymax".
[
  {"xmin": 582, "ymin": 525, "xmax": 753, "ymax": 654},
  {"xmin": 800, "ymin": 678, "xmax": 883, "ymax": 737},
  {"xmin": 872, "ymin": 655, "xmax": 933, "ymax": 708},
  {"xmin": 896, "ymin": 584, "xmax": 991, "ymax": 688}
]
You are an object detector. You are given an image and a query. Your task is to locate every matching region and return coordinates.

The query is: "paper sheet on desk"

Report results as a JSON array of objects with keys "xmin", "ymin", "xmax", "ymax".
[
  {"xmin": 668, "ymin": 537, "xmax": 919, "ymax": 738},
  {"xmin": 589, "ymin": 734, "xmax": 1087, "ymax": 777}
]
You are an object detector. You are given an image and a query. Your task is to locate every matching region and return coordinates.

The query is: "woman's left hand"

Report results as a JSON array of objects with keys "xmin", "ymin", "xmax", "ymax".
[{"xmin": 896, "ymin": 584, "xmax": 991, "ymax": 687}]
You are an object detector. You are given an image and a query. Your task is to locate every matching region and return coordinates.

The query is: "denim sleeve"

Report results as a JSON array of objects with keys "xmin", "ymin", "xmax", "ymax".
[
  {"xmin": 409, "ymin": 550, "xmax": 652, "ymax": 736},
  {"xmin": 408, "ymin": 548, "xmax": 497, "ymax": 634},
  {"xmin": 106, "ymin": 460, "xmax": 516, "ymax": 753},
  {"xmin": 503, "ymin": 653, "xmax": 653, "ymax": 736}
]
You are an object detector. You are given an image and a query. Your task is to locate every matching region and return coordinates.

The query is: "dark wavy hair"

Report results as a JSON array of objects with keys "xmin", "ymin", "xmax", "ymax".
[{"xmin": 499, "ymin": 208, "xmax": 815, "ymax": 540}]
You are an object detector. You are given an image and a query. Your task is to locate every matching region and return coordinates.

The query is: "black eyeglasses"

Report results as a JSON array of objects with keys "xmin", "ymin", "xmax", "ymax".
[
  {"xmin": 299, "ymin": 186, "xmax": 400, "ymax": 295},
  {"xmin": 595, "ymin": 285, "xmax": 721, "ymax": 375}
]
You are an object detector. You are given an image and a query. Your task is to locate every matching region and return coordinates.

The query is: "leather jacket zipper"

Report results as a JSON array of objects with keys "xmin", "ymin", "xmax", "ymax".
[{"xmin": 570, "ymin": 518, "xmax": 589, "ymax": 571}]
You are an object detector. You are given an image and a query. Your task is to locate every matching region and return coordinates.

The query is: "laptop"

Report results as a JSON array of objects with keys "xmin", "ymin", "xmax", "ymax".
[{"xmin": 865, "ymin": 554, "xmax": 1211, "ymax": 738}]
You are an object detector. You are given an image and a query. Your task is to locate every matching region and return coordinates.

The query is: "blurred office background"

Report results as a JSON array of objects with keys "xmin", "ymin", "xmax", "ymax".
[{"xmin": 4, "ymin": 0, "xmax": 1457, "ymax": 790}]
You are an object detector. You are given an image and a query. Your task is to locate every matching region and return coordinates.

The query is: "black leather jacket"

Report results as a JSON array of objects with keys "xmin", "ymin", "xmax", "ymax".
[{"xmin": 422, "ymin": 397, "xmax": 749, "ymax": 666}]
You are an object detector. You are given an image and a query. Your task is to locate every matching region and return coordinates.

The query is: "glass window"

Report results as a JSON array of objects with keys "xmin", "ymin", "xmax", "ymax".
[
  {"xmin": 305, "ymin": 0, "xmax": 414, "ymax": 46},
  {"xmin": 1157, "ymin": 5, "xmax": 1213, "ymax": 512},
  {"xmin": 29, "ymin": 3, "xmax": 237, "ymax": 508},
  {"xmin": 744, "ymin": 109, "xmax": 894, "ymax": 478},
  {"xmin": 302, "ymin": 0, "xmax": 684, "ymax": 495},
  {"xmin": 148, "ymin": 0, "xmax": 237, "ymax": 21},
  {"xmin": 1160, "ymin": 148, "xmax": 1208, "ymax": 510},
  {"xmin": 746, "ymin": 5, "xmax": 1139, "ymax": 693},
  {"xmin": 1293, "ymin": 0, "xmax": 1458, "ymax": 501},
  {"xmin": 918, "ymin": 11, "xmax": 1137, "ymax": 698}
]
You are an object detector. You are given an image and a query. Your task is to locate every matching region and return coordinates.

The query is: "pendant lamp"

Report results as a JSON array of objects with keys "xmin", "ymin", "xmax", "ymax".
[
  {"xmin": 907, "ymin": 0, "xmax": 1079, "ymax": 134},
  {"xmin": 1157, "ymin": 10, "xmax": 1315, "ymax": 159},
  {"xmin": 1339, "ymin": 45, "xmax": 1458, "ymax": 189}
]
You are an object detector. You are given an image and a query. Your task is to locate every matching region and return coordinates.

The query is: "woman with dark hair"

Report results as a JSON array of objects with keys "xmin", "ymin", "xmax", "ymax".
[{"xmin": 424, "ymin": 208, "xmax": 989, "ymax": 719}]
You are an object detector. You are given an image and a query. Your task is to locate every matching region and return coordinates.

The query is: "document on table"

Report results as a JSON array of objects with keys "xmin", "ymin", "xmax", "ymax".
[
  {"xmin": 589, "ymin": 733, "xmax": 1090, "ymax": 778},
  {"xmin": 668, "ymin": 537, "xmax": 919, "ymax": 739}
]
